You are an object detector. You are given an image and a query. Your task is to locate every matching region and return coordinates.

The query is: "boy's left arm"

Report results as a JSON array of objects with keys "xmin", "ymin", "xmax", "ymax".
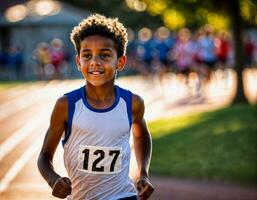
[{"xmin": 132, "ymin": 94, "xmax": 154, "ymax": 200}]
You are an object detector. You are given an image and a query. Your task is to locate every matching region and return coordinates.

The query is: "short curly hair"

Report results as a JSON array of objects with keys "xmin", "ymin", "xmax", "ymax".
[{"xmin": 70, "ymin": 14, "xmax": 128, "ymax": 58}]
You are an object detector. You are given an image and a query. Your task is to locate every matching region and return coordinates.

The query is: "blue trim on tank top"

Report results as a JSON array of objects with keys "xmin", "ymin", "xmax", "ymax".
[
  {"xmin": 62, "ymin": 87, "xmax": 82, "ymax": 146},
  {"xmin": 81, "ymin": 85, "xmax": 120, "ymax": 113},
  {"xmin": 119, "ymin": 87, "xmax": 132, "ymax": 127}
]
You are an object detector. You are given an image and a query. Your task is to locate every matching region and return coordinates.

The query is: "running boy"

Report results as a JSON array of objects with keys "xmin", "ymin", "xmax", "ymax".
[{"xmin": 37, "ymin": 14, "xmax": 154, "ymax": 200}]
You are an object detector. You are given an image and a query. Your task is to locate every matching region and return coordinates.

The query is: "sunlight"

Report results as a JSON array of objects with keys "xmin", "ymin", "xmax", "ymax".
[
  {"xmin": 207, "ymin": 12, "xmax": 229, "ymax": 30},
  {"xmin": 146, "ymin": 0, "xmax": 167, "ymax": 16},
  {"xmin": 4, "ymin": 0, "xmax": 61, "ymax": 22},
  {"xmin": 125, "ymin": 0, "xmax": 147, "ymax": 12},
  {"xmin": 240, "ymin": 0, "xmax": 251, "ymax": 21},
  {"xmin": 5, "ymin": 4, "xmax": 27, "ymax": 22},
  {"xmin": 34, "ymin": 0, "xmax": 61, "ymax": 16},
  {"xmin": 162, "ymin": 9, "xmax": 185, "ymax": 30}
]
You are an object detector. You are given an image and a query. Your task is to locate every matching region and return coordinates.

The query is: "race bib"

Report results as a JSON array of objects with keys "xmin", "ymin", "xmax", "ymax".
[{"xmin": 78, "ymin": 145, "xmax": 122, "ymax": 174}]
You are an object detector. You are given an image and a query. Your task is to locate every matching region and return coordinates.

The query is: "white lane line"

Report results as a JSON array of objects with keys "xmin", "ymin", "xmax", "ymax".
[
  {"xmin": 0, "ymin": 80, "xmax": 80, "ymax": 162},
  {"xmin": 0, "ymin": 135, "xmax": 43, "ymax": 193},
  {"xmin": 0, "ymin": 83, "xmax": 45, "ymax": 103},
  {"xmin": 0, "ymin": 111, "xmax": 49, "ymax": 162},
  {"xmin": 0, "ymin": 81, "xmax": 63, "ymax": 121}
]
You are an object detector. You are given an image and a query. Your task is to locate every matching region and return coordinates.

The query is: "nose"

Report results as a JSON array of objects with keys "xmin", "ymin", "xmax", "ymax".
[{"xmin": 90, "ymin": 55, "xmax": 101, "ymax": 67}]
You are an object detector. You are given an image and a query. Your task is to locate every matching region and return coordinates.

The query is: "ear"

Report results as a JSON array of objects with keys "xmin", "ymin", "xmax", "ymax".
[
  {"xmin": 75, "ymin": 55, "xmax": 81, "ymax": 71},
  {"xmin": 116, "ymin": 55, "xmax": 127, "ymax": 71}
]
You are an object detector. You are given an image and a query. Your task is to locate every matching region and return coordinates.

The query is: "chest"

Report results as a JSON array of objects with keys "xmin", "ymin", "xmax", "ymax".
[{"xmin": 71, "ymin": 101, "xmax": 130, "ymax": 142}]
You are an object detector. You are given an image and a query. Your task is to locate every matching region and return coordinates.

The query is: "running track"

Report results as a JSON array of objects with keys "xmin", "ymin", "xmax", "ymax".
[{"xmin": 0, "ymin": 70, "xmax": 256, "ymax": 200}]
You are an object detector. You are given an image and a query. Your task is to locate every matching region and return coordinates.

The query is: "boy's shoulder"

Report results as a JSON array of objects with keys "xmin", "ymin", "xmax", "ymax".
[
  {"xmin": 54, "ymin": 87, "xmax": 83, "ymax": 111},
  {"xmin": 65, "ymin": 86, "xmax": 83, "ymax": 97},
  {"xmin": 116, "ymin": 84, "xmax": 143, "ymax": 104},
  {"xmin": 64, "ymin": 86, "xmax": 84, "ymax": 102},
  {"xmin": 116, "ymin": 85, "xmax": 144, "ymax": 114},
  {"xmin": 53, "ymin": 95, "xmax": 68, "ymax": 119},
  {"xmin": 132, "ymin": 92, "xmax": 144, "ymax": 110}
]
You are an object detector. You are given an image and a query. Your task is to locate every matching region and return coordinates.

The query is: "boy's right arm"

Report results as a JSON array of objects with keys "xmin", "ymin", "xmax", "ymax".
[{"xmin": 37, "ymin": 95, "xmax": 72, "ymax": 199}]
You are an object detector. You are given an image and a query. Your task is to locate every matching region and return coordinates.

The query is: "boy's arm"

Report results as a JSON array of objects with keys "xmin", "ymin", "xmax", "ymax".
[
  {"xmin": 37, "ymin": 96, "xmax": 71, "ymax": 199},
  {"xmin": 132, "ymin": 94, "xmax": 154, "ymax": 200}
]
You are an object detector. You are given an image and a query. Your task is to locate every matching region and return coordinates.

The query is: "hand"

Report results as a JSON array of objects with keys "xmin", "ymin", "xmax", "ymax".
[
  {"xmin": 136, "ymin": 176, "xmax": 154, "ymax": 200},
  {"xmin": 52, "ymin": 177, "xmax": 72, "ymax": 199}
]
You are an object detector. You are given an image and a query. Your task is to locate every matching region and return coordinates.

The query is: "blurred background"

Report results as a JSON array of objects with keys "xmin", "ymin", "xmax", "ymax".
[{"xmin": 0, "ymin": 0, "xmax": 256, "ymax": 200}]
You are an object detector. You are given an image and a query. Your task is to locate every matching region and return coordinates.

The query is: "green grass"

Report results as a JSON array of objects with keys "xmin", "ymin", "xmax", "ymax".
[{"xmin": 148, "ymin": 104, "xmax": 257, "ymax": 184}]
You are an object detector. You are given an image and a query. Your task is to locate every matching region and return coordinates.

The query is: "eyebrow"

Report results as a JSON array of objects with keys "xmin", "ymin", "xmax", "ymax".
[{"xmin": 81, "ymin": 48, "xmax": 113, "ymax": 53}]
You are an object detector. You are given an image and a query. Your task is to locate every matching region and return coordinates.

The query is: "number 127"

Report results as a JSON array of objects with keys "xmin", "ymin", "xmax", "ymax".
[{"xmin": 82, "ymin": 149, "xmax": 120, "ymax": 172}]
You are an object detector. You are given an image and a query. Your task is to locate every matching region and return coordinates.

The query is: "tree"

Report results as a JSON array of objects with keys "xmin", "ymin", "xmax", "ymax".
[{"xmin": 229, "ymin": 0, "xmax": 249, "ymax": 104}]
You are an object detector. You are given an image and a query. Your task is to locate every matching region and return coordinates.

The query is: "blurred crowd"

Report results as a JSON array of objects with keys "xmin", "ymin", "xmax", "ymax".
[
  {"xmin": 32, "ymin": 38, "xmax": 70, "ymax": 80},
  {"xmin": 0, "ymin": 25, "xmax": 256, "ymax": 87},
  {"xmin": 0, "ymin": 38, "xmax": 71, "ymax": 80},
  {"xmin": 126, "ymin": 25, "xmax": 256, "ymax": 95},
  {"xmin": 127, "ymin": 25, "xmax": 256, "ymax": 75}
]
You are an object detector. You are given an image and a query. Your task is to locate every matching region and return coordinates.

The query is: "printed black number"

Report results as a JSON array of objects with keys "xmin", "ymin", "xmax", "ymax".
[
  {"xmin": 82, "ymin": 148, "xmax": 90, "ymax": 170},
  {"xmin": 82, "ymin": 148, "xmax": 120, "ymax": 172},
  {"xmin": 109, "ymin": 150, "xmax": 120, "ymax": 172},
  {"xmin": 92, "ymin": 150, "xmax": 105, "ymax": 172}
]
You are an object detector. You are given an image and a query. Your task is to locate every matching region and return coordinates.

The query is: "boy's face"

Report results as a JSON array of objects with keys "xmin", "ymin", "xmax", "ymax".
[{"xmin": 76, "ymin": 35, "xmax": 126, "ymax": 87}]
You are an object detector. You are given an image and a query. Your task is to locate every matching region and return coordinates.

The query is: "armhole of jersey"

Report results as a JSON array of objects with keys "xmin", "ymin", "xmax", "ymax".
[
  {"xmin": 118, "ymin": 86, "xmax": 132, "ymax": 128},
  {"xmin": 62, "ymin": 87, "xmax": 82, "ymax": 146}
]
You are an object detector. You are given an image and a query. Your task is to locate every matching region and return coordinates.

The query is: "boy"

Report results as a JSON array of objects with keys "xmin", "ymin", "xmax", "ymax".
[{"xmin": 37, "ymin": 14, "xmax": 154, "ymax": 200}]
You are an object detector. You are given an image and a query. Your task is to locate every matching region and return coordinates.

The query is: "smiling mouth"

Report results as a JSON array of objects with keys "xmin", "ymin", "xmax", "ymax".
[{"xmin": 89, "ymin": 71, "xmax": 104, "ymax": 75}]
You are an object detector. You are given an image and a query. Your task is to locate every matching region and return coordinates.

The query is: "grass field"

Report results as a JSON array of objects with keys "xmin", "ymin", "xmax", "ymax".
[{"xmin": 149, "ymin": 104, "xmax": 257, "ymax": 184}]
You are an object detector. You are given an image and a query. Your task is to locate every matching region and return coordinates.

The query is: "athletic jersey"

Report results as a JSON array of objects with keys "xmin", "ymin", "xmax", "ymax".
[{"xmin": 63, "ymin": 85, "xmax": 137, "ymax": 200}]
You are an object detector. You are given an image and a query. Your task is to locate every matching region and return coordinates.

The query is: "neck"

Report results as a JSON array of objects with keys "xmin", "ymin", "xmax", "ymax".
[{"xmin": 85, "ymin": 82, "xmax": 115, "ymax": 101}]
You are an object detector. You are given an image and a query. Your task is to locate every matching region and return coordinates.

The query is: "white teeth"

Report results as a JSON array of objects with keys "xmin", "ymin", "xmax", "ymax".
[{"xmin": 90, "ymin": 71, "xmax": 102, "ymax": 75}]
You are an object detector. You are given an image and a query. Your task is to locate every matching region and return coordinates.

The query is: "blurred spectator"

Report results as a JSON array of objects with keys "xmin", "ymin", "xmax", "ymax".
[
  {"xmin": 198, "ymin": 25, "xmax": 217, "ymax": 72},
  {"xmin": 152, "ymin": 27, "xmax": 175, "ymax": 73},
  {"xmin": 125, "ymin": 28, "xmax": 140, "ymax": 76},
  {"xmin": 171, "ymin": 28, "xmax": 196, "ymax": 95},
  {"xmin": 0, "ymin": 44, "xmax": 24, "ymax": 80},
  {"xmin": 244, "ymin": 34, "xmax": 256, "ymax": 68},
  {"xmin": 215, "ymin": 31, "xmax": 231, "ymax": 69},
  {"xmin": 0, "ymin": 47, "xmax": 10, "ymax": 67},
  {"xmin": 50, "ymin": 38, "xmax": 68, "ymax": 79},
  {"xmin": 213, "ymin": 31, "xmax": 232, "ymax": 88},
  {"xmin": 172, "ymin": 28, "xmax": 194, "ymax": 76},
  {"xmin": 135, "ymin": 27, "xmax": 154, "ymax": 76},
  {"xmin": 0, "ymin": 47, "xmax": 10, "ymax": 80},
  {"xmin": 8, "ymin": 45, "xmax": 24, "ymax": 80},
  {"xmin": 33, "ymin": 42, "xmax": 51, "ymax": 79},
  {"xmin": 33, "ymin": 39, "xmax": 70, "ymax": 80}
]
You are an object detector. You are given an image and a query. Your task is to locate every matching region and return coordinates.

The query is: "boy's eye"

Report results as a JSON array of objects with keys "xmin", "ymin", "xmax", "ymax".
[
  {"xmin": 82, "ymin": 54, "xmax": 91, "ymax": 60},
  {"xmin": 101, "ymin": 53, "xmax": 111, "ymax": 59}
]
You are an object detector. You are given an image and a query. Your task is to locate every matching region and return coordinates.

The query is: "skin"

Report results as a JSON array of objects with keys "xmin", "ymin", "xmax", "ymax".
[{"xmin": 37, "ymin": 35, "xmax": 154, "ymax": 199}]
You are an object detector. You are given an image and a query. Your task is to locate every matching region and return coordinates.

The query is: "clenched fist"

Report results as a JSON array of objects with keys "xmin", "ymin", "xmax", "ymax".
[
  {"xmin": 137, "ymin": 176, "xmax": 154, "ymax": 200},
  {"xmin": 52, "ymin": 177, "xmax": 72, "ymax": 199}
]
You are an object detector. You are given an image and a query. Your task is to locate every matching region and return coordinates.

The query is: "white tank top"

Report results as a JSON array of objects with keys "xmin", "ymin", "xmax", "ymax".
[{"xmin": 63, "ymin": 85, "xmax": 137, "ymax": 200}]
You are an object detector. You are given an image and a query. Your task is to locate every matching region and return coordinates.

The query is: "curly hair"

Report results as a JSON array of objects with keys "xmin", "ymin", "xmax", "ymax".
[{"xmin": 70, "ymin": 14, "xmax": 128, "ymax": 58}]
